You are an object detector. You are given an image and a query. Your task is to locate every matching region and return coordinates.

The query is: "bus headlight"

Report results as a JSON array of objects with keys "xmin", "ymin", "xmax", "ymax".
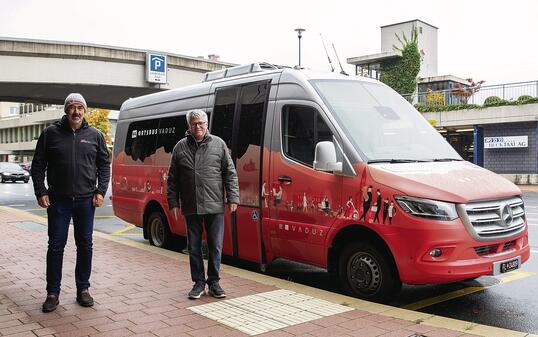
[{"xmin": 394, "ymin": 196, "xmax": 458, "ymax": 221}]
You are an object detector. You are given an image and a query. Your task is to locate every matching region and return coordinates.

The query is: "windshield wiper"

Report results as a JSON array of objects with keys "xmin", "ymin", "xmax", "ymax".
[
  {"xmin": 432, "ymin": 158, "xmax": 464, "ymax": 162},
  {"xmin": 368, "ymin": 159, "xmax": 428, "ymax": 164}
]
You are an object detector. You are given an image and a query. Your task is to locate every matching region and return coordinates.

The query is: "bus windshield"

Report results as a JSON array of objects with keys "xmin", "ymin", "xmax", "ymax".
[{"xmin": 310, "ymin": 79, "xmax": 461, "ymax": 162}]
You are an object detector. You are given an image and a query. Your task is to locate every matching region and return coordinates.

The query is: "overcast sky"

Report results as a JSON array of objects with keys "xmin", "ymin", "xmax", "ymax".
[{"xmin": 1, "ymin": 0, "xmax": 537, "ymax": 86}]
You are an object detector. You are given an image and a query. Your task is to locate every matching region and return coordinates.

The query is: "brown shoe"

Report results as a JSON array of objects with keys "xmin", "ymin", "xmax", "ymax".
[
  {"xmin": 42, "ymin": 294, "xmax": 59, "ymax": 313},
  {"xmin": 76, "ymin": 289, "xmax": 94, "ymax": 307}
]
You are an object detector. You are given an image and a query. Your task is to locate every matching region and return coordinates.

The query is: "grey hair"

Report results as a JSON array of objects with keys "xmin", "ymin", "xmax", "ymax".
[{"xmin": 186, "ymin": 109, "xmax": 208, "ymax": 125}]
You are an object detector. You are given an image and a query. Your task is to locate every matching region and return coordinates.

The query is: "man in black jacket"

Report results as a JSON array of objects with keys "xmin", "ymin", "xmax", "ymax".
[
  {"xmin": 167, "ymin": 109, "xmax": 239, "ymax": 300},
  {"xmin": 31, "ymin": 93, "xmax": 110, "ymax": 313}
]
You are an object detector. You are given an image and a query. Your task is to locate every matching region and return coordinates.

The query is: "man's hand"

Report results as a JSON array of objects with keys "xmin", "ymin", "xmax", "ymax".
[
  {"xmin": 230, "ymin": 203, "xmax": 238, "ymax": 213},
  {"xmin": 93, "ymin": 193, "xmax": 104, "ymax": 207},
  {"xmin": 171, "ymin": 207, "xmax": 180, "ymax": 221},
  {"xmin": 37, "ymin": 195, "xmax": 50, "ymax": 208}
]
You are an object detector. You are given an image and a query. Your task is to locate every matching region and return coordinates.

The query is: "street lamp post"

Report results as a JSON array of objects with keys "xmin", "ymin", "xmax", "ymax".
[{"xmin": 294, "ymin": 28, "xmax": 305, "ymax": 67}]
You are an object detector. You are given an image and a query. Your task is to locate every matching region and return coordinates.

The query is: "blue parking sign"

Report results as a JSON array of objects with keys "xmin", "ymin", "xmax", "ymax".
[
  {"xmin": 150, "ymin": 55, "xmax": 165, "ymax": 72},
  {"xmin": 146, "ymin": 52, "xmax": 167, "ymax": 83}
]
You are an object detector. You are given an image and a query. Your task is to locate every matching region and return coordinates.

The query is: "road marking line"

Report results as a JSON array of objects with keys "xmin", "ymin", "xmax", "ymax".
[
  {"xmin": 111, "ymin": 225, "xmax": 137, "ymax": 235},
  {"xmin": 402, "ymin": 270, "xmax": 535, "ymax": 311},
  {"xmin": 6, "ymin": 204, "xmax": 25, "ymax": 207},
  {"xmin": 26, "ymin": 208, "xmax": 46, "ymax": 211},
  {"xmin": 531, "ymin": 249, "xmax": 538, "ymax": 254},
  {"xmin": 94, "ymin": 215, "xmax": 115, "ymax": 219}
]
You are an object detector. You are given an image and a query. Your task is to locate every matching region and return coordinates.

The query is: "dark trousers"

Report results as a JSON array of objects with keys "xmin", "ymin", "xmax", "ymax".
[
  {"xmin": 46, "ymin": 196, "xmax": 95, "ymax": 295},
  {"xmin": 185, "ymin": 214, "xmax": 224, "ymax": 285}
]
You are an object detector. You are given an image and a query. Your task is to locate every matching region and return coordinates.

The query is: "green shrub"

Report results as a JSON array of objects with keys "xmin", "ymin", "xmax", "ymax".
[
  {"xmin": 483, "ymin": 96, "xmax": 505, "ymax": 106},
  {"xmin": 414, "ymin": 103, "xmax": 480, "ymax": 113},
  {"xmin": 517, "ymin": 95, "xmax": 534, "ymax": 102}
]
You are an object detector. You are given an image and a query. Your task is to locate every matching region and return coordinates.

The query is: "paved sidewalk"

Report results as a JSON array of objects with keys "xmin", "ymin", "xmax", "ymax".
[{"xmin": 0, "ymin": 207, "xmax": 535, "ymax": 337}]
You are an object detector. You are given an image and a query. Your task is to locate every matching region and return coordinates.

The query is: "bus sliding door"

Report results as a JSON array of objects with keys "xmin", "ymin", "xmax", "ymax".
[{"xmin": 211, "ymin": 81, "xmax": 270, "ymax": 262}]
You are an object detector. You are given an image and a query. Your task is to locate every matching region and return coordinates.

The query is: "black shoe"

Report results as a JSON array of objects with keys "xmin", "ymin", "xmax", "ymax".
[
  {"xmin": 188, "ymin": 282, "xmax": 206, "ymax": 299},
  {"xmin": 76, "ymin": 289, "xmax": 94, "ymax": 307},
  {"xmin": 208, "ymin": 282, "xmax": 226, "ymax": 298},
  {"xmin": 42, "ymin": 294, "xmax": 59, "ymax": 313}
]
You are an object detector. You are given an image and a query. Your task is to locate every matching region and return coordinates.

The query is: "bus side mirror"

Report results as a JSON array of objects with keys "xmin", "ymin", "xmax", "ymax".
[{"xmin": 313, "ymin": 141, "xmax": 342, "ymax": 172}]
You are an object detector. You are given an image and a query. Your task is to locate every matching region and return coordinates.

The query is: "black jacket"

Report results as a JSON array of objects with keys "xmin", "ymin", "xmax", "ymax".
[
  {"xmin": 167, "ymin": 131, "xmax": 239, "ymax": 215},
  {"xmin": 31, "ymin": 116, "xmax": 111, "ymax": 198}
]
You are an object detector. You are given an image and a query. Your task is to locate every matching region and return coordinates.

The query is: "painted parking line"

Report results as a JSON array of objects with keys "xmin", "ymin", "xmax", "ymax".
[
  {"xmin": 6, "ymin": 204, "xmax": 25, "ymax": 207},
  {"xmin": 402, "ymin": 270, "xmax": 535, "ymax": 311},
  {"xmin": 111, "ymin": 225, "xmax": 137, "ymax": 235}
]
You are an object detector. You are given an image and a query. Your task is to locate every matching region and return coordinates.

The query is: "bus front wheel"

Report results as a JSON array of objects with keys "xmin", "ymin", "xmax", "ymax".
[{"xmin": 338, "ymin": 241, "xmax": 401, "ymax": 302}]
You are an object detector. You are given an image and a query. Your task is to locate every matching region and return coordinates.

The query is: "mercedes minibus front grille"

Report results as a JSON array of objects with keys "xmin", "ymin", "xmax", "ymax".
[{"xmin": 457, "ymin": 197, "xmax": 526, "ymax": 242}]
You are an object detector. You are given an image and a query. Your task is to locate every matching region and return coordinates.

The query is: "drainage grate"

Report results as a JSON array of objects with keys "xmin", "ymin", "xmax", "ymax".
[
  {"xmin": 9, "ymin": 221, "xmax": 47, "ymax": 232},
  {"xmin": 188, "ymin": 289, "xmax": 354, "ymax": 335}
]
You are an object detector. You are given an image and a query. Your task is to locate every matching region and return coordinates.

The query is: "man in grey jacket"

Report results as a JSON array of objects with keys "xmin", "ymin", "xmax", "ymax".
[{"xmin": 167, "ymin": 109, "xmax": 239, "ymax": 299}]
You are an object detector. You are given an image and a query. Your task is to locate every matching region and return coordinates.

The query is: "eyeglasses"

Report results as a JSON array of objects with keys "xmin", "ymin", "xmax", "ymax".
[{"xmin": 190, "ymin": 121, "xmax": 207, "ymax": 128}]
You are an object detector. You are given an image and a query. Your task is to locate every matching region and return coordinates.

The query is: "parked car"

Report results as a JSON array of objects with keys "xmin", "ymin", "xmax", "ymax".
[{"xmin": 0, "ymin": 162, "xmax": 30, "ymax": 183}]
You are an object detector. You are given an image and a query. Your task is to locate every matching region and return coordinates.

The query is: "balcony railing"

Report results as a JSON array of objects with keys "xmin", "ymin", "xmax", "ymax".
[{"xmin": 402, "ymin": 80, "xmax": 538, "ymax": 106}]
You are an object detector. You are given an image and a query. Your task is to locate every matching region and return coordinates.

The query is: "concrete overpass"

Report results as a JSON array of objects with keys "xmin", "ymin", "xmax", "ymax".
[{"xmin": 0, "ymin": 37, "xmax": 233, "ymax": 109}]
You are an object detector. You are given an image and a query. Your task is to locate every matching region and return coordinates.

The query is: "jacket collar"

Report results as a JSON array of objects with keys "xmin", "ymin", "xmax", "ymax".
[{"xmin": 185, "ymin": 130, "xmax": 212, "ymax": 145}]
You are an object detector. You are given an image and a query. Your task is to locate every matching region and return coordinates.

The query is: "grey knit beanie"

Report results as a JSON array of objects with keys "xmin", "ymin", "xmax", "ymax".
[{"xmin": 64, "ymin": 93, "xmax": 87, "ymax": 112}]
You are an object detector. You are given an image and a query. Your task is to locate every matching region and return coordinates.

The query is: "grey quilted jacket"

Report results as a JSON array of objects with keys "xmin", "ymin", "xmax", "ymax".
[{"xmin": 166, "ymin": 131, "xmax": 239, "ymax": 215}]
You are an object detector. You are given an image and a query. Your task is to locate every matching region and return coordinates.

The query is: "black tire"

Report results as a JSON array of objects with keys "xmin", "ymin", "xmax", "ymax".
[
  {"xmin": 338, "ymin": 241, "xmax": 401, "ymax": 302},
  {"xmin": 0, "ymin": 175, "xmax": 4, "ymax": 183},
  {"xmin": 147, "ymin": 211, "xmax": 174, "ymax": 249},
  {"xmin": 24, "ymin": 179, "xmax": 29, "ymax": 183}
]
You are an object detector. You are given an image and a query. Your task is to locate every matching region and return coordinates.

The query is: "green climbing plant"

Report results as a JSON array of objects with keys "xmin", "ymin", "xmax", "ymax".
[{"xmin": 379, "ymin": 25, "xmax": 421, "ymax": 95}]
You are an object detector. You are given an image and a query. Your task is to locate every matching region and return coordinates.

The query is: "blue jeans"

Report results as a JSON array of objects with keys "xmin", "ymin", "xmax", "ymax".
[
  {"xmin": 46, "ymin": 196, "xmax": 95, "ymax": 295},
  {"xmin": 185, "ymin": 214, "xmax": 224, "ymax": 284}
]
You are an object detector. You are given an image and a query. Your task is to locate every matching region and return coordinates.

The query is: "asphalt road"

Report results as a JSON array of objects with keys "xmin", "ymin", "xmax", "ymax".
[{"xmin": 1, "ymin": 180, "xmax": 537, "ymax": 333}]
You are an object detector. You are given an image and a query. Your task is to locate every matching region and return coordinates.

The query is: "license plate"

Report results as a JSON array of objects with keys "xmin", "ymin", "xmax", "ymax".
[{"xmin": 493, "ymin": 256, "xmax": 521, "ymax": 275}]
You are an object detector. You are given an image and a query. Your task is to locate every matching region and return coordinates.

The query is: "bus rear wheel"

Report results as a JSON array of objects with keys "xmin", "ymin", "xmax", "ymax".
[
  {"xmin": 147, "ymin": 211, "xmax": 173, "ymax": 249},
  {"xmin": 338, "ymin": 241, "xmax": 401, "ymax": 302}
]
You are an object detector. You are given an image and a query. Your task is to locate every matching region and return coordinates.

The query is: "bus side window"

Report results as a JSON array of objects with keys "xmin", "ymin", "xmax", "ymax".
[
  {"xmin": 282, "ymin": 105, "xmax": 332, "ymax": 167},
  {"xmin": 212, "ymin": 87, "xmax": 238, "ymax": 151},
  {"xmin": 155, "ymin": 115, "xmax": 188, "ymax": 166},
  {"xmin": 124, "ymin": 119, "xmax": 159, "ymax": 164}
]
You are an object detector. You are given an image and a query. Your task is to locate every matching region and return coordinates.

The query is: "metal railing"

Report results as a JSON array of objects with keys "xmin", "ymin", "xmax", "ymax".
[{"xmin": 402, "ymin": 80, "xmax": 538, "ymax": 106}]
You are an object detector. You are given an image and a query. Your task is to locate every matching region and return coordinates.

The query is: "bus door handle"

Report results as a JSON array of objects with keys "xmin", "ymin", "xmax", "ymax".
[{"xmin": 278, "ymin": 176, "xmax": 292, "ymax": 184}]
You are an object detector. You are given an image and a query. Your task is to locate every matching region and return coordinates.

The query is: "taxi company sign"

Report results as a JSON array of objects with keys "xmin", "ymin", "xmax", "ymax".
[
  {"xmin": 484, "ymin": 136, "xmax": 528, "ymax": 149},
  {"xmin": 146, "ymin": 52, "xmax": 167, "ymax": 84}
]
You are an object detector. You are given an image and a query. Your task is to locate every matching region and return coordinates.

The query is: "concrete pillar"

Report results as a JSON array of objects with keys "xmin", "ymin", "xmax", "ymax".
[{"xmin": 473, "ymin": 125, "xmax": 484, "ymax": 167}]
